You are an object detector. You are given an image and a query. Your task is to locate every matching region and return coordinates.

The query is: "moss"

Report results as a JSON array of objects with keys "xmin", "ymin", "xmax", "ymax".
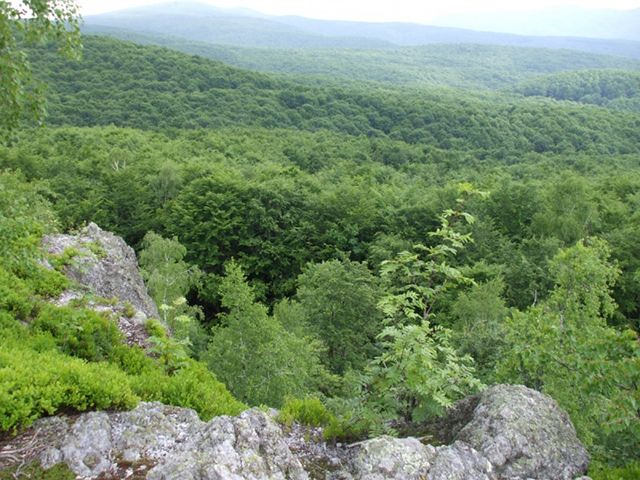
[
  {"xmin": 0, "ymin": 462, "xmax": 75, "ymax": 480},
  {"xmin": 123, "ymin": 302, "xmax": 136, "ymax": 318},
  {"xmin": 49, "ymin": 247, "xmax": 81, "ymax": 272},
  {"xmin": 84, "ymin": 240, "xmax": 107, "ymax": 259}
]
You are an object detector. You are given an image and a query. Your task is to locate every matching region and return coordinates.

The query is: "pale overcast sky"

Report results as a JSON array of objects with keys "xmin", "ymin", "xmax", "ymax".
[{"xmin": 77, "ymin": 0, "xmax": 640, "ymax": 22}]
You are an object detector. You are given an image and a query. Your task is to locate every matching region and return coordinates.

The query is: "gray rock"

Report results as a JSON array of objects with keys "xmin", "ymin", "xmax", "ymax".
[
  {"xmin": 445, "ymin": 384, "xmax": 590, "ymax": 480},
  {"xmin": 344, "ymin": 436, "xmax": 437, "ymax": 480},
  {"xmin": 43, "ymin": 222, "xmax": 159, "ymax": 319},
  {"xmin": 31, "ymin": 385, "xmax": 590, "ymax": 480},
  {"xmin": 39, "ymin": 403, "xmax": 308, "ymax": 480},
  {"xmin": 428, "ymin": 441, "xmax": 495, "ymax": 480}
]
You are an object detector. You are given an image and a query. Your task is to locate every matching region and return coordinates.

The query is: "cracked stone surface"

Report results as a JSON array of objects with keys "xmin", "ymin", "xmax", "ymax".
[{"xmin": 29, "ymin": 385, "xmax": 590, "ymax": 479}]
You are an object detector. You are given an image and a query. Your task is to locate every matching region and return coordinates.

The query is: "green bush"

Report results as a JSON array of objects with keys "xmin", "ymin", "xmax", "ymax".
[
  {"xmin": 278, "ymin": 396, "xmax": 334, "ymax": 427},
  {"xmin": 33, "ymin": 304, "xmax": 123, "ymax": 362},
  {"xmin": 0, "ymin": 268, "xmax": 34, "ymax": 320},
  {"xmin": 132, "ymin": 360, "xmax": 246, "ymax": 420},
  {"xmin": 590, "ymin": 461, "xmax": 640, "ymax": 480},
  {"xmin": 0, "ymin": 340, "xmax": 138, "ymax": 432},
  {"xmin": 26, "ymin": 266, "xmax": 69, "ymax": 298}
]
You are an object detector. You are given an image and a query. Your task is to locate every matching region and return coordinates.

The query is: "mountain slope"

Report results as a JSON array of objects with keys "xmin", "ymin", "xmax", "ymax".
[
  {"xmin": 514, "ymin": 69, "xmax": 640, "ymax": 112},
  {"xmin": 432, "ymin": 7, "xmax": 640, "ymax": 41},
  {"xmin": 28, "ymin": 36, "xmax": 640, "ymax": 156},
  {"xmin": 83, "ymin": 2, "xmax": 640, "ymax": 59},
  {"xmin": 81, "ymin": 25, "xmax": 640, "ymax": 91}
]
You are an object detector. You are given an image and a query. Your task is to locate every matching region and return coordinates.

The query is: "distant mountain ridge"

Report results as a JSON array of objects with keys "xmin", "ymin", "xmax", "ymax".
[
  {"xmin": 432, "ymin": 7, "xmax": 640, "ymax": 41},
  {"xmin": 83, "ymin": 1, "xmax": 640, "ymax": 59}
]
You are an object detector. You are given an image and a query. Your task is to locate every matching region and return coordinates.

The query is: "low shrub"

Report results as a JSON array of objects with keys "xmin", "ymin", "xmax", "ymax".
[
  {"xmin": 33, "ymin": 304, "xmax": 123, "ymax": 362},
  {"xmin": 278, "ymin": 396, "xmax": 334, "ymax": 427},
  {"xmin": 0, "ymin": 341, "xmax": 138, "ymax": 432},
  {"xmin": 590, "ymin": 462, "xmax": 640, "ymax": 480}
]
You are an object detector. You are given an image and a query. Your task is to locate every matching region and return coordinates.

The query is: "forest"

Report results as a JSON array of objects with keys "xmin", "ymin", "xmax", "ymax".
[{"xmin": 1, "ymin": 4, "xmax": 639, "ymax": 478}]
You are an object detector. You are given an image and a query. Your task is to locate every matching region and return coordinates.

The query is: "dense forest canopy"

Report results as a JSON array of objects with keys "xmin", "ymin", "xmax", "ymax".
[{"xmin": 1, "ymin": 6, "xmax": 639, "ymax": 478}]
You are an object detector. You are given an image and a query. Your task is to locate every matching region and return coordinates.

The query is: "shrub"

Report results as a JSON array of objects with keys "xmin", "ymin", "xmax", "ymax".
[
  {"xmin": 590, "ymin": 461, "xmax": 640, "ymax": 480},
  {"xmin": 132, "ymin": 360, "xmax": 246, "ymax": 420},
  {"xmin": 0, "ymin": 341, "xmax": 138, "ymax": 432},
  {"xmin": 0, "ymin": 268, "xmax": 34, "ymax": 320},
  {"xmin": 278, "ymin": 396, "xmax": 334, "ymax": 427},
  {"xmin": 33, "ymin": 304, "xmax": 123, "ymax": 362}
]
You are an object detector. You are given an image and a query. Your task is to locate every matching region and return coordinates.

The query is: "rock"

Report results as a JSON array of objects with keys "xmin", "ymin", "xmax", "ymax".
[
  {"xmin": 428, "ymin": 441, "xmax": 495, "ymax": 480},
  {"xmin": 343, "ymin": 436, "xmax": 437, "ymax": 480},
  {"xmin": 443, "ymin": 384, "xmax": 590, "ymax": 480},
  {"xmin": 12, "ymin": 385, "xmax": 590, "ymax": 479},
  {"xmin": 39, "ymin": 403, "xmax": 308, "ymax": 480},
  {"xmin": 43, "ymin": 222, "xmax": 159, "ymax": 319}
]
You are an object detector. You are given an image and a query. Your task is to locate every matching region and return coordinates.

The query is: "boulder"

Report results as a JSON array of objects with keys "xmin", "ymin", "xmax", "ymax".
[
  {"xmin": 43, "ymin": 222, "xmax": 159, "ymax": 319},
  {"xmin": 42, "ymin": 223, "xmax": 160, "ymax": 348},
  {"xmin": 39, "ymin": 403, "xmax": 308, "ymax": 480},
  {"xmin": 443, "ymin": 384, "xmax": 590, "ymax": 480},
  {"xmin": 5, "ymin": 385, "xmax": 591, "ymax": 480}
]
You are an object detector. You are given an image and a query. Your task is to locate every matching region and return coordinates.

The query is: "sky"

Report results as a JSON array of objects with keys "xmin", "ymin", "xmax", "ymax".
[{"xmin": 77, "ymin": 0, "xmax": 640, "ymax": 22}]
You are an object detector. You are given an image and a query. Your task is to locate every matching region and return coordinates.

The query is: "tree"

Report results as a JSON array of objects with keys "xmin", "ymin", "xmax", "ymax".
[
  {"xmin": 497, "ymin": 239, "xmax": 640, "ymax": 464},
  {"xmin": 1, "ymin": 0, "xmax": 81, "ymax": 134},
  {"xmin": 450, "ymin": 277, "xmax": 509, "ymax": 379},
  {"xmin": 367, "ymin": 188, "xmax": 485, "ymax": 423},
  {"xmin": 296, "ymin": 258, "xmax": 383, "ymax": 374},
  {"xmin": 204, "ymin": 261, "xmax": 326, "ymax": 407},
  {"xmin": 139, "ymin": 232, "xmax": 206, "ymax": 357}
]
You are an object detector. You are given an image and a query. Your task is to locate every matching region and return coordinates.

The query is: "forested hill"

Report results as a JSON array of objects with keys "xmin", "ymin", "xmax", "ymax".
[
  {"xmin": 30, "ymin": 36, "xmax": 640, "ymax": 155},
  {"xmin": 83, "ymin": 2, "xmax": 640, "ymax": 59},
  {"xmin": 79, "ymin": 26, "xmax": 640, "ymax": 90},
  {"xmin": 514, "ymin": 70, "xmax": 640, "ymax": 112}
]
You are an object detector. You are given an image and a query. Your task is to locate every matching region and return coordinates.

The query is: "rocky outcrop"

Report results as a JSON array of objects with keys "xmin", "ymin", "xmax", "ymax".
[
  {"xmin": 42, "ymin": 223, "xmax": 160, "ymax": 348},
  {"xmin": 38, "ymin": 404, "xmax": 308, "ymax": 480},
  {"xmin": 447, "ymin": 385, "xmax": 590, "ymax": 480},
  {"xmin": 6, "ymin": 384, "xmax": 589, "ymax": 480},
  {"xmin": 43, "ymin": 223, "xmax": 159, "ymax": 319}
]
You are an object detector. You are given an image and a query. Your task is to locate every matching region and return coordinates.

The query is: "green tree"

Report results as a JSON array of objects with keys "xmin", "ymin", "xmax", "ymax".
[
  {"xmin": 296, "ymin": 258, "xmax": 383, "ymax": 374},
  {"xmin": 497, "ymin": 239, "xmax": 640, "ymax": 463},
  {"xmin": 139, "ymin": 231, "xmax": 206, "ymax": 357},
  {"xmin": 1, "ymin": 0, "xmax": 81, "ymax": 134},
  {"xmin": 204, "ymin": 261, "xmax": 326, "ymax": 407},
  {"xmin": 368, "ymin": 191, "xmax": 484, "ymax": 423},
  {"xmin": 450, "ymin": 277, "xmax": 509, "ymax": 379}
]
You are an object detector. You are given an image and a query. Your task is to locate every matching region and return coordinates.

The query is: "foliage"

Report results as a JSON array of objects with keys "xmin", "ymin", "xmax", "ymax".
[
  {"xmin": 33, "ymin": 304, "xmax": 123, "ymax": 362},
  {"xmin": 0, "ymin": 0, "xmax": 81, "ymax": 134},
  {"xmin": 204, "ymin": 261, "xmax": 326, "ymax": 407},
  {"xmin": 590, "ymin": 461, "xmax": 640, "ymax": 480},
  {"xmin": 278, "ymin": 396, "xmax": 335, "ymax": 428},
  {"xmin": 368, "ymin": 322, "xmax": 483, "ymax": 422},
  {"xmin": 450, "ymin": 278, "xmax": 509, "ymax": 378},
  {"xmin": 139, "ymin": 231, "xmax": 207, "ymax": 356},
  {"xmin": 497, "ymin": 239, "xmax": 640, "ymax": 463},
  {"xmin": 378, "ymin": 185, "xmax": 479, "ymax": 325},
  {"xmin": 516, "ymin": 70, "xmax": 640, "ymax": 112},
  {"xmin": 0, "ymin": 337, "xmax": 137, "ymax": 432},
  {"xmin": 0, "ymin": 174, "xmax": 245, "ymax": 434},
  {"xmin": 296, "ymin": 258, "xmax": 383, "ymax": 373},
  {"xmin": 26, "ymin": 36, "xmax": 640, "ymax": 155}
]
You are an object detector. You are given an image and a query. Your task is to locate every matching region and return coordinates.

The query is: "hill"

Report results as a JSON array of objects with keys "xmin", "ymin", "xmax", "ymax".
[
  {"xmin": 514, "ymin": 70, "xmax": 640, "ymax": 112},
  {"xmin": 28, "ymin": 36, "xmax": 640, "ymax": 156},
  {"xmin": 432, "ymin": 6, "xmax": 640, "ymax": 41},
  {"xmin": 80, "ymin": 25, "xmax": 640, "ymax": 91},
  {"xmin": 83, "ymin": 2, "xmax": 640, "ymax": 59}
]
